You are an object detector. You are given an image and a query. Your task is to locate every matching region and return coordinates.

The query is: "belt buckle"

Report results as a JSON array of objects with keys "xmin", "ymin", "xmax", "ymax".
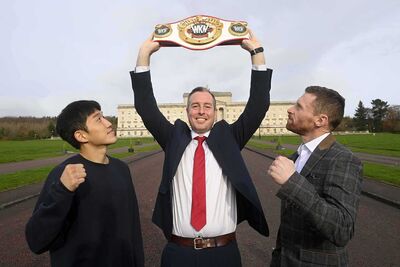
[{"xmin": 193, "ymin": 236, "xmax": 204, "ymax": 250}]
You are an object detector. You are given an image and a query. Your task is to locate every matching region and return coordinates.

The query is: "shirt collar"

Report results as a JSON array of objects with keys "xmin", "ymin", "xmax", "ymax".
[
  {"xmin": 191, "ymin": 130, "xmax": 210, "ymax": 139},
  {"xmin": 302, "ymin": 132, "xmax": 330, "ymax": 153}
]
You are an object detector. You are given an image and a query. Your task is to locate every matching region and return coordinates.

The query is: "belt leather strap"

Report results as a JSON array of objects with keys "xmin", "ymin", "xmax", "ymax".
[{"xmin": 170, "ymin": 232, "xmax": 236, "ymax": 250}]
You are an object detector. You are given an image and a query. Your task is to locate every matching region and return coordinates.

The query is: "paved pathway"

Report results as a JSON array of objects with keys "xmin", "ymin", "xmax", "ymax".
[
  {"xmin": 1, "ymin": 143, "xmax": 399, "ymax": 210},
  {"xmin": 0, "ymin": 149, "xmax": 162, "ymax": 210},
  {"xmin": 250, "ymin": 138, "xmax": 400, "ymax": 166},
  {"xmin": 0, "ymin": 150, "xmax": 399, "ymax": 266},
  {"xmin": 0, "ymin": 145, "xmax": 153, "ymax": 175}
]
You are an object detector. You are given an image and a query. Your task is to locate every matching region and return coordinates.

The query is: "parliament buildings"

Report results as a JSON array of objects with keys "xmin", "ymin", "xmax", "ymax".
[{"xmin": 117, "ymin": 92, "xmax": 295, "ymax": 138}]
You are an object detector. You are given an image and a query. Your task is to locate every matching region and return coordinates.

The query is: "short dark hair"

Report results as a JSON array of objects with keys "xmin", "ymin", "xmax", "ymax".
[
  {"xmin": 187, "ymin": 87, "xmax": 216, "ymax": 109},
  {"xmin": 305, "ymin": 86, "xmax": 345, "ymax": 130},
  {"xmin": 56, "ymin": 100, "xmax": 101, "ymax": 149}
]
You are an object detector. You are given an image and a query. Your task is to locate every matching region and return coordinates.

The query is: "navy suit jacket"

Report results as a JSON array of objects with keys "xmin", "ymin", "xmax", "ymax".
[{"xmin": 130, "ymin": 69, "xmax": 272, "ymax": 239}]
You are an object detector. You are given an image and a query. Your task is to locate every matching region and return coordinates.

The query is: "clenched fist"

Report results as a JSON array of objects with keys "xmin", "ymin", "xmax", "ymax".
[
  {"xmin": 60, "ymin": 164, "xmax": 86, "ymax": 192},
  {"xmin": 267, "ymin": 156, "xmax": 295, "ymax": 185}
]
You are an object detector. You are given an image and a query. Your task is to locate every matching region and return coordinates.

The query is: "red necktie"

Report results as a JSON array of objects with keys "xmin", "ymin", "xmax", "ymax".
[{"xmin": 191, "ymin": 136, "xmax": 206, "ymax": 231}]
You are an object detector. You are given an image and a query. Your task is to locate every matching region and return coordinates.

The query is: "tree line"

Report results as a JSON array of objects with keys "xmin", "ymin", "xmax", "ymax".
[
  {"xmin": 0, "ymin": 99, "xmax": 398, "ymax": 140},
  {"xmin": 337, "ymin": 98, "xmax": 399, "ymax": 133},
  {"xmin": 0, "ymin": 116, "xmax": 117, "ymax": 140}
]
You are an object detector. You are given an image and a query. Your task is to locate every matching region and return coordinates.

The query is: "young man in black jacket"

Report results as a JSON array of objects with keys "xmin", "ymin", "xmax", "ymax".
[{"xmin": 26, "ymin": 100, "xmax": 144, "ymax": 267}]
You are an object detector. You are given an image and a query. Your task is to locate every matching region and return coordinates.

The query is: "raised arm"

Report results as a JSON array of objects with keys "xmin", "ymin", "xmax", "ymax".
[
  {"xmin": 130, "ymin": 36, "xmax": 173, "ymax": 149},
  {"xmin": 231, "ymin": 30, "xmax": 272, "ymax": 148}
]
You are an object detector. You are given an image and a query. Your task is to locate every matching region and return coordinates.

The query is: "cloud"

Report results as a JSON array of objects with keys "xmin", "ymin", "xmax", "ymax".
[
  {"xmin": 1, "ymin": 0, "xmax": 399, "ymax": 117},
  {"xmin": 310, "ymin": 12, "xmax": 400, "ymax": 115}
]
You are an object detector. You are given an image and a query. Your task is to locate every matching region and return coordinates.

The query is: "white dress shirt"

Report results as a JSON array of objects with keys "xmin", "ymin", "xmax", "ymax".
[
  {"xmin": 134, "ymin": 64, "xmax": 268, "ymax": 238},
  {"xmin": 171, "ymin": 131, "xmax": 237, "ymax": 238},
  {"xmin": 295, "ymin": 132, "xmax": 330, "ymax": 173},
  {"xmin": 135, "ymin": 65, "xmax": 267, "ymax": 73}
]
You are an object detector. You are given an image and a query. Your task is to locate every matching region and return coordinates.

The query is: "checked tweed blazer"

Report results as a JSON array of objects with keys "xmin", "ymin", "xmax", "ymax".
[
  {"xmin": 271, "ymin": 134, "xmax": 363, "ymax": 267},
  {"xmin": 130, "ymin": 69, "xmax": 271, "ymax": 240}
]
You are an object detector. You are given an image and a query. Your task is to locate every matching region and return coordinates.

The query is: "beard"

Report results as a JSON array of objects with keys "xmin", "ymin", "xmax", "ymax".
[{"xmin": 286, "ymin": 120, "xmax": 309, "ymax": 136}]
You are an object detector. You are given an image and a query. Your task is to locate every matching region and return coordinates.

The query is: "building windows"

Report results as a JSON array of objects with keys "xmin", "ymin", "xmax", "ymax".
[{"xmin": 117, "ymin": 99, "xmax": 294, "ymax": 137}]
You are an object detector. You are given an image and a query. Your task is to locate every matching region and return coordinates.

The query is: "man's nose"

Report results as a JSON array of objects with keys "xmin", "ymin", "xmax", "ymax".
[
  {"xmin": 103, "ymin": 118, "xmax": 112, "ymax": 127},
  {"xmin": 199, "ymin": 106, "xmax": 205, "ymax": 114}
]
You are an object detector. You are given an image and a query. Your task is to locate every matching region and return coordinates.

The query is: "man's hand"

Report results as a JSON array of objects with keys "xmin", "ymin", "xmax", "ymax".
[
  {"xmin": 60, "ymin": 164, "xmax": 86, "ymax": 192},
  {"xmin": 241, "ymin": 29, "xmax": 262, "ymax": 52},
  {"xmin": 267, "ymin": 156, "xmax": 295, "ymax": 185},
  {"xmin": 241, "ymin": 29, "xmax": 265, "ymax": 65},
  {"xmin": 136, "ymin": 34, "xmax": 160, "ymax": 67}
]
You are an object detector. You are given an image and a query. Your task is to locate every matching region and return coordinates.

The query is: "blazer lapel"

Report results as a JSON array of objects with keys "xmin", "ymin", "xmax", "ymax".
[
  {"xmin": 159, "ymin": 122, "xmax": 191, "ymax": 193},
  {"xmin": 289, "ymin": 151, "xmax": 299, "ymax": 162},
  {"xmin": 300, "ymin": 134, "xmax": 336, "ymax": 177},
  {"xmin": 171, "ymin": 123, "xmax": 192, "ymax": 170}
]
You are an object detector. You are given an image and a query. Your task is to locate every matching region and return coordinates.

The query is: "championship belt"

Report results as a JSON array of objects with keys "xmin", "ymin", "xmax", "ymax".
[{"xmin": 153, "ymin": 15, "xmax": 249, "ymax": 50}]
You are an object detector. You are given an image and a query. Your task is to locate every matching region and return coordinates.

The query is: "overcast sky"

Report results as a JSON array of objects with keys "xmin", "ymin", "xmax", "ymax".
[{"xmin": 1, "ymin": 0, "xmax": 399, "ymax": 117}]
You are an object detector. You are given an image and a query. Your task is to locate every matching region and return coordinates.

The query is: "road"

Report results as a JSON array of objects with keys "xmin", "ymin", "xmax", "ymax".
[
  {"xmin": 250, "ymin": 139, "xmax": 400, "ymax": 166},
  {"xmin": 0, "ymin": 146, "xmax": 139, "ymax": 175},
  {"xmin": 0, "ymin": 150, "xmax": 399, "ymax": 266}
]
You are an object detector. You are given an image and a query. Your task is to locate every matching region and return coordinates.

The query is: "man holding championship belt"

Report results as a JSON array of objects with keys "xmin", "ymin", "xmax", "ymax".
[{"xmin": 130, "ymin": 20, "xmax": 272, "ymax": 266}]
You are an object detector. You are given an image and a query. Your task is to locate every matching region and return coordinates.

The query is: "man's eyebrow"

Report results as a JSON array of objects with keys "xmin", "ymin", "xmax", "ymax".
[
  {"xmin": 191, "ymin": 101, "xmax": 213, "ymax": 105},
  {"xmin": 91, "ymin": 111, "xmax": 103, "ymax": 118},
  {"xmin": 296, "ymin": 101, "xmax": 303, "ymax": 108}
]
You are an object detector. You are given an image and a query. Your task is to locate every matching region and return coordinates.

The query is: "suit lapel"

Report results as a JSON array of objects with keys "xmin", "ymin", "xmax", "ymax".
[
  {"xmin": 172, "ymin": 123, "xmax": 192, "ymax": 168},
  {"xmin": 300, "ymin": 134, "xmax": 336, "ymax": 177},
  {"xmin": 289, "ymin": 151, "xmax": 299, "ymax": 162},
  {"xmin": 160, "ymin": 121, "xmax": 191, "ymax": 193}
]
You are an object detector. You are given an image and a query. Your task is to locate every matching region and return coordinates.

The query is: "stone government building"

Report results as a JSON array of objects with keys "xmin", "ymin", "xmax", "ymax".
[{"xmin": 117, "ymin": 92, "xmax": 295, "ymax": 138}]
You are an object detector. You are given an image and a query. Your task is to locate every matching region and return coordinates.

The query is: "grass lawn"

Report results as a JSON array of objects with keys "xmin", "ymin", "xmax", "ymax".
[
  {"xmin": 247, "ymin": 140, "xmax": 296, "ymax": 157},
  {"xmin": 0, "ymin": 140, "xmax": 76, "ymax": 163},
  {"xmin": 261, "ymin": 133, "xmax": 400, "ymax": 157},
  {"xmin": 0, "ymin": 142, "xmax": 161, "ymax": 192},
  {"xmin": 246, "ymin": 139, "xmax": 400, "ymax": 187},
  {"xmin": 108, "ymin": 137, "xmax": 155, "ymax": 149},
  {"xmin": 363, "ymin": 162, "xmax": 400, "ymax": 187},
  {"xmin": 334, "ymin": 133, "xmax": 400, "ymax": 157},
  {"xmin": 0, "ymin": 166, "xmax": 54, "ymax": 192},
  {"xmin": 257, "ymin": 135, "xmax": 301, "ymax": 145},
  {"xmin": 255, "ymin": 133, "xmax": 400, "ymax": 158},
  {"xmin": 1, "ymin": 134, "xmax": 399, "ymax": 190},
  {"xmin": 0, "ymin": 137, "xmax": 155, "ymax": 163},
  {"xmin": 110, "ymin": 143, "xmax": 161, "ymax": 159}
]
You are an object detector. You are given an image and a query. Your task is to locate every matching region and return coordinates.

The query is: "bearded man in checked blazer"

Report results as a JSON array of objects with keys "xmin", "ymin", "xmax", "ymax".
[{"xmin": 268, "ymin": 86, "xmax": 363, "ymax": 266}]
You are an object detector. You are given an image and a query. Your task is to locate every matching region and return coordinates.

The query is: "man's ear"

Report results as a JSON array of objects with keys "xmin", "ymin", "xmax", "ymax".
[
  {"xmin": 74, "ymin": 130, "xmax": 88, "ymax": 143},
  {"xmin": 315, "ymin": 114, "xmax": 329, "ymax": 128}
]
